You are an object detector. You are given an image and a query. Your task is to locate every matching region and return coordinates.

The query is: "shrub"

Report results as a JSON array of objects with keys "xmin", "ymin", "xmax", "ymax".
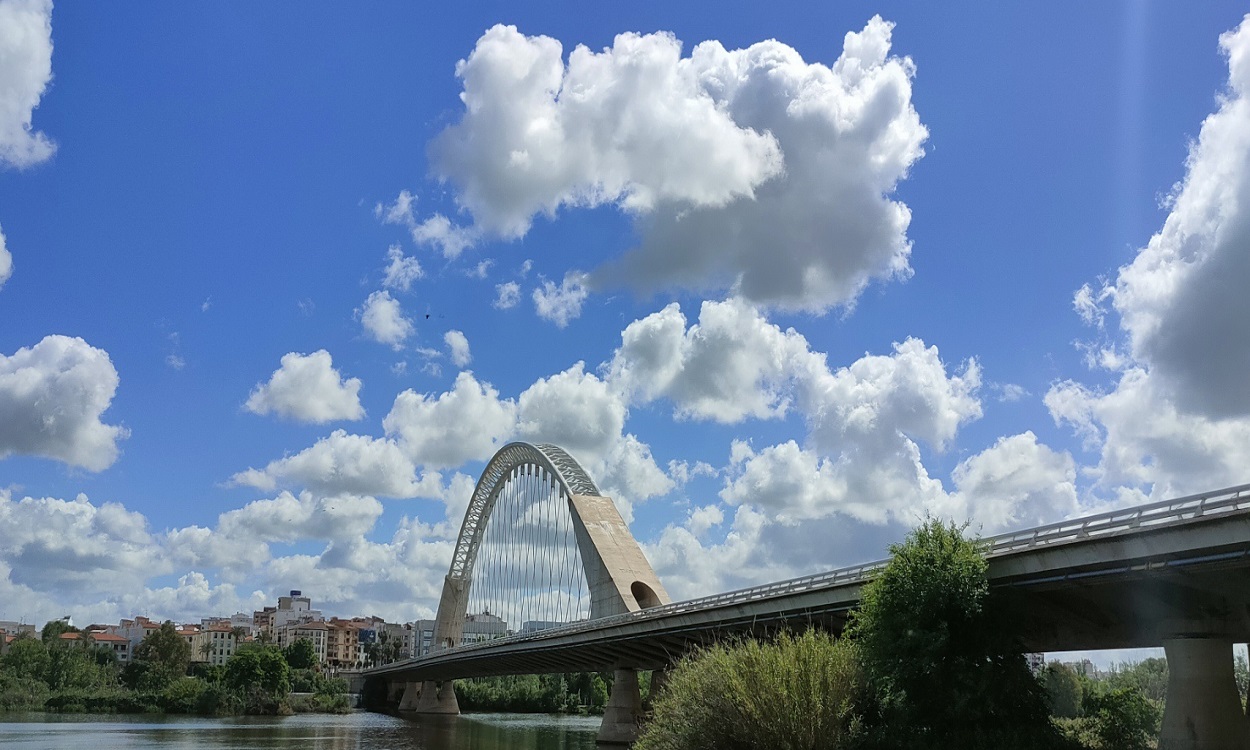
[
  {"xmin": 161, "ymin": 677, "xmax": 207, "ymax": 713},
  {"xmin": 0, "ymin": 673, "xmax": 50, "ymax": 711},
  {"xmin": 1082, "ymin": 688, "xmax": 1159, "ymax": 750},
  {"xmin": 635, "ymin": 630, "xmax": 863, "ymax": 750}
]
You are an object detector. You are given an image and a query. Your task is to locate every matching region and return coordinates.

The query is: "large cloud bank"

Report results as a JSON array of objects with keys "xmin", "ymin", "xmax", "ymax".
[
  {"xmin": 1053, "ymin": 14, "xmax": 1250, "ymax": 500},
  {"xmin": 425, "ymin": 17, "xmax": 927, "ymax": 311}
]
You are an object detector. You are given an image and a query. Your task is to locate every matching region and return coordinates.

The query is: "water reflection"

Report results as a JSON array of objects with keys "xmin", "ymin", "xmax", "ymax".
[{"xmin": 0, "ymin": 711, "xmax": 602, "ymax": 749}]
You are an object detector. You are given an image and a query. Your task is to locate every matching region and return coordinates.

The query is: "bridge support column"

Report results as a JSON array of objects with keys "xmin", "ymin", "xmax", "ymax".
[
  {"xmin": 397, "ymin": 681, "xmax": 421, "ymax": 711},
  {"xmin": 414, "ymin": 680, "xmax": 460, "ymax": 715},
  {"xmin": 644, "ymin": 668, "xmax": 669, "ymax": 712},
  {"xmin": 1159, "ymin": 636, "xmax": 1249, "ymax": 750},
  {"xmin": 599, "ymin": 669, "xmax": 644, "ymax": 745}
]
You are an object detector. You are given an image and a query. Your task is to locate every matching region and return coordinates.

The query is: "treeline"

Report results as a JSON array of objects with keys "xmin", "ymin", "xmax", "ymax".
[
  {"xmin": 635, "ymin": 520, "xmax": 1192, "ymax": 750},
  {"xmin": 1040, "ymin": 655, "xmax": 1249, "ymax": 748},
  {"xmin": 456, "ymin": 672, "xmax": 635, "ymax": 714},
  {"xmin": 0, "ymin": 621, "xmax": 349, "ymax": 715}
]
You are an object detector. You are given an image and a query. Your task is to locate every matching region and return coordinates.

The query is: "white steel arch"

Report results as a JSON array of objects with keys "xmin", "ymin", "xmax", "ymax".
[{"xmin": 430, "ymin": 442, "xmax": 669, "ymax": 652}]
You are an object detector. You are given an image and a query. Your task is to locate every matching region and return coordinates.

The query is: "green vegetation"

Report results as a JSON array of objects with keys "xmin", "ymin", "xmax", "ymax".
[
  {"xmin": 851, "ymin": 519, "xmax": 1063, "ymax": 749},
  {"xmin": 456, "ymin": 672, "xmax": 613, "ymax": 714},
  {"xmin": 0, "ymin": 624, "xmax": 350, "ymax": 716},
  {"xmin": 283, "ymin": 638, "xmax": 318, "ymax": 670},
  {"xmin": 124, "ymin": 621, "xmax": 191, "ymax": 691},
  {"xmin": 635, "ymin": 630, "xmax": 862, "ymax": 750},
  {"xmin": 1050, "ymin": 661, "xmax": 1165, "ymax": 749}
]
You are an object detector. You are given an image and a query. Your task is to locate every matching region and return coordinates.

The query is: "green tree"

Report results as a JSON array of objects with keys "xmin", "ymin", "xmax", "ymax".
[
  {"xmin": 40, "ymin": 619, "xmax": 78, "ymax": 644},
  {"xmin": 129, "ymin": 621, "xmax": 191, "ymax": 690},
  {"xmin": 1, "ymin": 636, "xmax": 50, "ymax": 681},
  {"xmin": 1083, "ymin": 687, "xmax": 1159, "ymax": 750},
  {"xmin": 225, "ymin": 645, "xmax": 290, "ymax": 700},
  {"xmin": 283, "ymin": 637, "xmax": 318, "ymax": 669},
  {"xmin": 1106, "ymin": 657, "xmax": 1167, "ymax": 703},
  {"xmin": 45, "ymin": 646, "xmax": 115, "ymax": 691},
  {"xmin": 1040, "ymin": 662, "xmax": 1083, "ymax": 718},
  {"xmin": 851, "ymin": 519, "xmax": 1062, "ymax": 749},
  {"xmin": 635, "ymin": 630, "xmax": 864, "ymax": 750}
]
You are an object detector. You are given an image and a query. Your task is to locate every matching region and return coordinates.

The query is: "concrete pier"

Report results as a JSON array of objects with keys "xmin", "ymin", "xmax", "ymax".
[
  {"xmin": 397, "ymin": 681, "xmax": 421, "ymax": 711},
  {"xmin": 598, "ymin": 669, "xmax": 644, "ymax": 745},
  {"xmin": 1159, "ymin": 636, "xmax": 1249, "ymax": 750},
  {"xmin": 413, "ymin": 680, "xmax": 460, "ymax": 714}
]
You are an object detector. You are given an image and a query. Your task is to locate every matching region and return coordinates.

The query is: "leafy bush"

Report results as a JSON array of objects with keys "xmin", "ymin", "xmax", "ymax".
[
  {"xmin": 635, "ymin": 630, "xmax": 863, "ymax": 750},
  {"xmin": 1, "ymin": 637, "xmax": 50, "ymax": 682},
  {"xmin": 457, "ymin": 674, "xmax": 569, "ymax": 713},
  {"xmin": 44, "ymin": 688, "xmax": 162, "ymax": 714},
  {"xmin": 1082, "ymin": 688, "xmax": 1160, "ymax": 750},
  {"xmin": 0, "ymin": 673, "xmax": 50, "ymax": 711},
  {"xmin": 160, "ymin": 677, "xmax": 207, "ymax": 713}
]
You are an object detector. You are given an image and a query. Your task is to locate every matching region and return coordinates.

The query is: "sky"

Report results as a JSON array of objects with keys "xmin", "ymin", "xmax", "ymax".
[{"xmin": 1, "ymin": 1, "xmax": 1249, "ymax": 665}]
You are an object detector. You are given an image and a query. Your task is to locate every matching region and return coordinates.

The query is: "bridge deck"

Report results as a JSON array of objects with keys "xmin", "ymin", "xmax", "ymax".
[{"xmin": 368, "ymin": 483, "xmax": 1250, "ymax": 681}]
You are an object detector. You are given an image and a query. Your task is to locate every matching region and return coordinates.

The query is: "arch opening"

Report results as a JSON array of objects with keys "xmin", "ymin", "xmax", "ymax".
[{"xmin": 630, "ymin": 581, "xmax": 662, "ymax": 610}]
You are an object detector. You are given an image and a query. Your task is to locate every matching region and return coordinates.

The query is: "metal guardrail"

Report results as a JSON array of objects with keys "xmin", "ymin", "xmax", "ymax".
[{"xmin": 373, "ymin": 482, "xmax": 1250, "ymax": 672}]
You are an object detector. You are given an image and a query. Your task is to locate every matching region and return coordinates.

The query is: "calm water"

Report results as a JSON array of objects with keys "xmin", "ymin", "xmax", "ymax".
[{"xmin": 0, "ymin": 711, "xmax": 602, "ymax": 749}]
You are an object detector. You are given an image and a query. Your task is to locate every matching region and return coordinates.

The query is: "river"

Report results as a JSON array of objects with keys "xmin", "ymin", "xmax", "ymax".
[{"xmin": 0, "ymin": 711, "xmax": 603, "ymax": 749}]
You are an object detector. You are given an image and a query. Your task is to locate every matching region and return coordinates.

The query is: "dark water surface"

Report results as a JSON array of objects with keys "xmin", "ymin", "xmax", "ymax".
[{"xmin": 0, "ymin": 711, "xmax": 602, "ymax": 749}]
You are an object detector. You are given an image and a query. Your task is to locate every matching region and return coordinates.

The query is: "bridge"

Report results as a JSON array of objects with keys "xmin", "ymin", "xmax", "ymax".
[{"xmin": 366, "ymin": 441, "xmax": 1250, "ymax": 749}]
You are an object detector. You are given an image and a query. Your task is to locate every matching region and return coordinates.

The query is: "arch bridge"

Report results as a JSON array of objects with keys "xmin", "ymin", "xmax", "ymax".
[
  {"xmin": 390, "ymin": 442, "xmax": 669, "ymax": 743},
  {"xmin": 369, "ymin": 442, "xmax": 1250, "ymax": 749}
]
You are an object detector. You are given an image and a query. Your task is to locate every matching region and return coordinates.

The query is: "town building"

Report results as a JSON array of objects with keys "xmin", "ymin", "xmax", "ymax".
[
  {"xmin": 190, "ymin": 624, "xmax": 237, "ymax": 666},
  {"xmin": 275, "ymin": 620, "xmax": 329, "ymax": 664},
  {"xmin": 0, "ymin": 621, "xmax": 36, "ymax": 655},
  {"xmin": 411, "ymin": 611, "xmax": 508, "ymax": 656},
  {"xmin": 254, "ymin": 590, "xmax": 322, "ymax": 641},
  {"xmin": 87, "ymin": 631, "xmax": 132, "ymax": 663}
]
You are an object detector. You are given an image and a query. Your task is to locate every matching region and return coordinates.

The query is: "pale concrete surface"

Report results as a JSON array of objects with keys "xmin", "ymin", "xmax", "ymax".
[
  {"xmin": 598, "ymin": 669, "xmax": 643, "ymax": 745},
  {"xmin": 1159, "ymin": 636, "xmax": 1249, "ymax": 750}
]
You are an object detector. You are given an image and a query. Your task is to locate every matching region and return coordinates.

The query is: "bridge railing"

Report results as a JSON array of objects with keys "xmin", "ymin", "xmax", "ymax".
[{"xmin": 377, "ymin": 482, "xmax": 1250, "ymax": 669}]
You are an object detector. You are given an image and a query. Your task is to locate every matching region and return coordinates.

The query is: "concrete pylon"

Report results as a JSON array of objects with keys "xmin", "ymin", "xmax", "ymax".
[
  {"xmin": 1159, "ymin": 636, "xmax": 1250, "ymax": 750},
  {"xmin": 414, "ymin": 680, "xmax": 460, "ymax": 714},
  {"xmin": 644, "ymin": 667, "xmax": 669, "ymax": 712},
  {"xmin": 598, "ymin": 669, "xmax": 644, "ymax": 745},
  {"xmin": 397, "ymin": 681, "xmax": 422, "ymax": 711}
]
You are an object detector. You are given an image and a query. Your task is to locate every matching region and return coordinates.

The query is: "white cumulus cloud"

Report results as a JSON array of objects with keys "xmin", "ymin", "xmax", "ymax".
[
  {"xmin": 608, "ymin": 298, "xmax": 819, "ymax": 422},
  {"xmin": 0, "ymin": 0, "xmax": 55, "ymax": 168},
  {"xmin": 382, "ymin": 244, "xmax": 423, "ymax": 291},
  {"xmin": 384, "ymin": 371, "xmax": 517, "ymax": 469},
  {"xmin": 444, "ymin": 330, "xmax": 471, "ymax": 367},
  {"xmin": 357, "ymin": 290, "xmax": 414, "ymax": 350},
  {"xmin": 1047, "ymin": 16, "xmax": 1250, "ymax": 502},
  {"xmin": 245, "ymin": 350, "xmax": 364, "ymax": 424},
  {"xmin": 0, "ymin": 222, "xmax": 11, "ymax": 288},
  {"xmin": 532, "ymin": 271, "xmax": 589, "ymax": 327},
  {"xmin": 229, "ymin": 430, "xmax": 426, "ymax": 499},
  {"xmin": 1087, "ymin": 15, "xmax": 1250, "ymax": 418},
  {"xmin": 428, "ymin": 18, "xmax": 926, "ymax": 312},
  {"xmin": 0, "ymin": 492, "xmax": 162, "ymax": 594},
  {"xmin": 493, "ymin": 280, "xmax": 520, "ymax": 309},
  {"xmin": 0, "ymin": 335, "xmax": 128, "ymax": 471}
]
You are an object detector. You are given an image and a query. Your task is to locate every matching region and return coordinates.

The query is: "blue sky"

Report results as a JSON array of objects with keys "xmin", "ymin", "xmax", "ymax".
[{"xmin": 1, "ymin": 0, "xmax": 1249, "ymax": 664}]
